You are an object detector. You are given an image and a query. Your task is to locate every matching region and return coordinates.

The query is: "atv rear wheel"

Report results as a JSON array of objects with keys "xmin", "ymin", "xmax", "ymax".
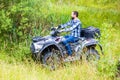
[
  {"xmin": 85, "ymin": 47, "xmax": 100, "ymax": 61},
  {"xmin": 42, "ymin": 49, "xmax": 62, "ymax": 70}
]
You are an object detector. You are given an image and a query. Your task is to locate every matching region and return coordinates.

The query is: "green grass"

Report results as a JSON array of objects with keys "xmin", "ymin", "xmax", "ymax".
[
  {"xmin": 0, "ymin": 59, "xmax": 117, "ymax": 80},
  {"xmin": 0, "ymin": 0, "xmax": 120, "ymax": 80}
]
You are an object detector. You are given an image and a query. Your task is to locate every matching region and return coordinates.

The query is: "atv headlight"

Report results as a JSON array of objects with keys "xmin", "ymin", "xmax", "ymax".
[
  {"xmin": 34, "ymin": 43, "xmax": 43, "ymax": 49},
  {"xmin": 33, "ymin": 43, "xmax": 43, "ymax": 53}
]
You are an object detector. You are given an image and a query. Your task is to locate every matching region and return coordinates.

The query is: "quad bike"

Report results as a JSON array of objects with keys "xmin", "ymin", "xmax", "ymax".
[{"xmin": 30, "ymin": 27, "xmax": 103, "ymax": 69}]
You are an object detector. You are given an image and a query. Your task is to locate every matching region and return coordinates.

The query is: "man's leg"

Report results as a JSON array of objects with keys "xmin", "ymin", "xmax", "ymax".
[
  {"xmin": 63, "ymin": 36, "xmax": 76, "ymax": 55},
  {"xmin": 62, "ymin": 40, "xmax": 72, "ymax": 55}
]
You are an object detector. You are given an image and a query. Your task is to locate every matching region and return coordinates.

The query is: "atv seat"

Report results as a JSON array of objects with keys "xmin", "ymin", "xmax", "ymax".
[
  {"xmin": 73, "ymin": 37, "xmax": 85, "ymax": 42},
  {"xmin": 79, "ymin": 37, "xmax": 86, "ymax": 41},
  {"xmin": 73, "ymin": 38, "xmax": 79, "ymax": 42}
]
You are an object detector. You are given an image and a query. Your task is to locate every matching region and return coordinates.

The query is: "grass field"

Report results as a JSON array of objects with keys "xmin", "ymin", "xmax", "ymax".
[{"xmin": 0, "ymin": 0, "xmax": 120, "ymax": 80}]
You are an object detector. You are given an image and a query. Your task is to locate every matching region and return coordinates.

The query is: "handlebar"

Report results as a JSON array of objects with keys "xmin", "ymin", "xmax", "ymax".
[{"xmin": 50, "ymin": 27, "xmax": 60, "ymax": 37}]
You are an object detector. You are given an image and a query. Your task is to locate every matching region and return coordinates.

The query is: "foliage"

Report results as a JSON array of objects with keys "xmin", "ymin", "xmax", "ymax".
[{"xmin": 0, "ymin": 0, "xmax": 120, "ymax": 80}]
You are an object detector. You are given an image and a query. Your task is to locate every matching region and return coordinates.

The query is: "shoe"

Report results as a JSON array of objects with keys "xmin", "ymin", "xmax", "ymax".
[{"xmin": 64, "ymin": 56, "xmax": 74, "ymax": 62}]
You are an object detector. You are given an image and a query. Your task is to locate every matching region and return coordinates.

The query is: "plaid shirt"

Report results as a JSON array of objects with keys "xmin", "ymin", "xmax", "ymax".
[{"xmin": 61, "ymin": 19, "xmax": 82, "ymax": 38}]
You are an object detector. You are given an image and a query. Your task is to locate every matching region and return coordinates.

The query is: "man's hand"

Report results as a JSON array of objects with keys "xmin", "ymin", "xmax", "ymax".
[{"xmin": 58, "ymin": 25, "xmax": 62, "ymax": 29}]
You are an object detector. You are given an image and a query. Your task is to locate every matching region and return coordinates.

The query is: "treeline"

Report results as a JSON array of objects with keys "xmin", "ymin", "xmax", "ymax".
[
  {"xmin": 0, "ymin": 0, "xmax": 119, "ymax": 43},
  {"xmin": 0, "ymin": 0, "xmax": 53, "ymax": 43}
]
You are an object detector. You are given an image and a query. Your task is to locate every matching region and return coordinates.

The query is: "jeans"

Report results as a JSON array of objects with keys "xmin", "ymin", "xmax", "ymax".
[{"xmin": 62, "ymin": 35, "xmax": 79, "ymax": 55}]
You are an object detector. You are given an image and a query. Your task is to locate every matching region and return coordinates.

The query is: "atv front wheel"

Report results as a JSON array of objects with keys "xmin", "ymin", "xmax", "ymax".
[{"xmin": 42, "ymin": 49, "xmax": 62, "ymax": 70}]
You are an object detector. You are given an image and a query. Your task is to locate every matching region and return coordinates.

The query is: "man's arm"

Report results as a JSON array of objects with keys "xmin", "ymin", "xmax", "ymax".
[
  {"xmin": 60, "ymin": 20, "xmax": 72, "ymax": 28},
  {"xmin": 62, "ymin": 22, "xmax": 80, "ymax": 32}
]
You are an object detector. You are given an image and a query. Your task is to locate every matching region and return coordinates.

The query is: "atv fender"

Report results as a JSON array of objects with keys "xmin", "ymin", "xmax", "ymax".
[
  {"xmin": 83, "ymin": 39, "xmax": 98, "ymax": 47},
  {"xmin": 83, "ymin": 40, "xmax": 104, "ymax": 55},
  {"xmin": 98, "ymin": 43, "xmax": 104, "ymax": 55},
  {"xmin": 37, "ymin": 42, "xmax": 63, "ymax": 60}
]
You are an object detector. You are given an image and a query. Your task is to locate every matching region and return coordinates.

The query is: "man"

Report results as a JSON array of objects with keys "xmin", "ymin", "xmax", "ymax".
[{"xmin": 58, "ymin": 11, "xmax": 82, "ymax": 60}]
